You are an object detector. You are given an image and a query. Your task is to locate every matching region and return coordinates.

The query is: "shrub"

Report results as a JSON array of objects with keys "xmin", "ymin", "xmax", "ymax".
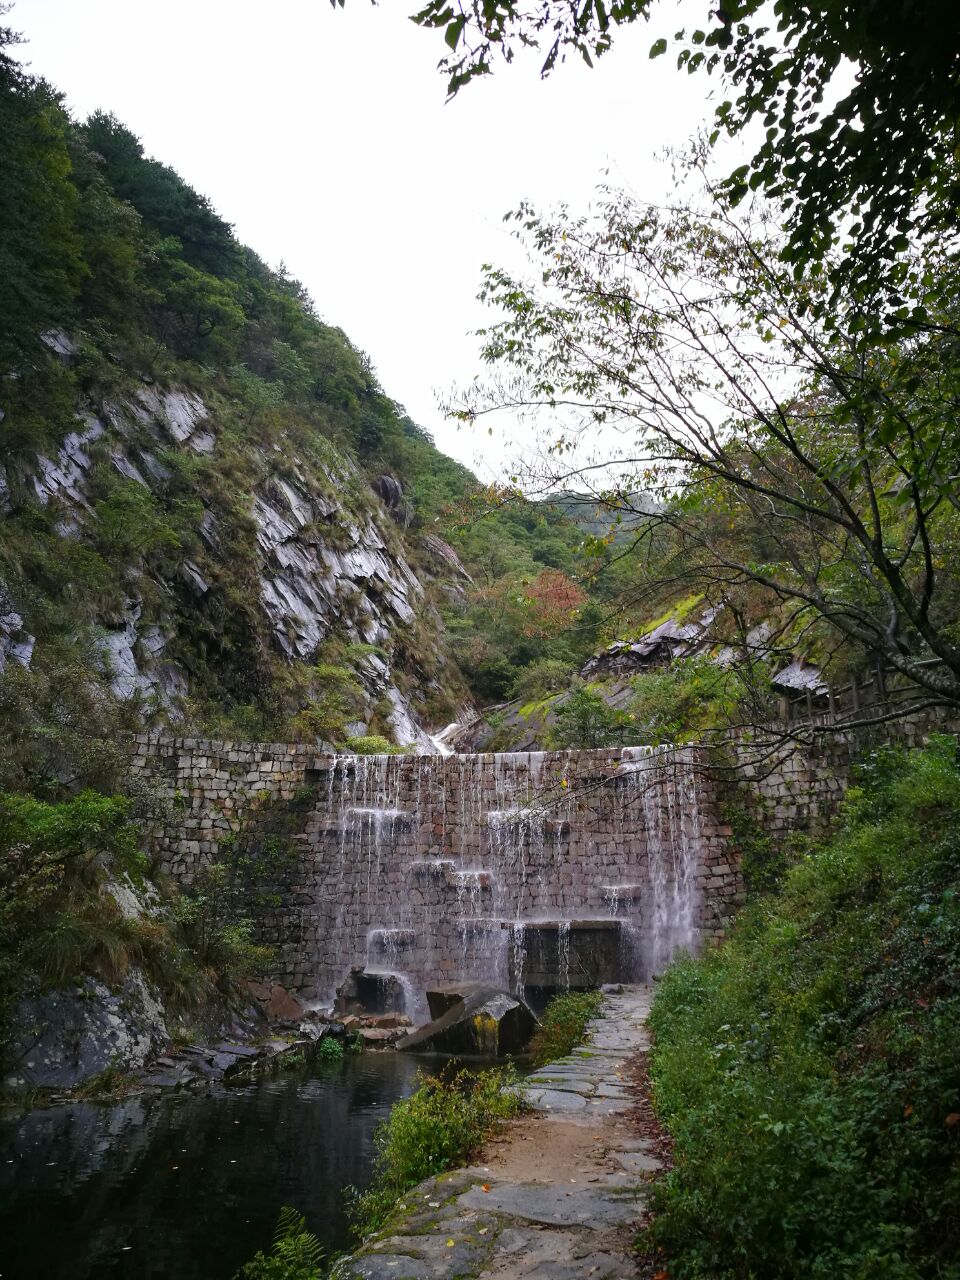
[
  {"xmin": 316, "ymin": 1034, "xmax": 343, "ymax": 1061},
  {"xmin": 528, "ymin": 989, "xmax": 603, "ymax": 1065},
  {"xmin": 171, "ymin": 861, "xmax": 273, "ymax": 985},
  {"xmin": 644, "ymin": 737, "xmax": 960, "ymax": 1279},
  {"xmin": 93, "ymin": 480, "xmax": 182, "ymax": 562},
  {"xmin": 511, "ymin": 658, "xmax": 574, "ymax": 702},
  {"xmin": 0, "ymin": 655, "xmax": 135, "ymax": 797},
  {"xmin": 350, "ymin": 1067, "xmax": 522, "ymax": 1234},
  {"xmin": 0, "ymin": 791, "xmax": 141, "ymax": 1024},
  {"xmin": 288, "ymin": 657, "xmax": 368, "ymax": 745},
  {"xmin": 548, "ymin": 686, "xmax": 630, "ymax": 749},
  {"xmin": 627, "ymin": 657, "xmax": 764, "ymax": 745},
  {"xmin": 0, "ymin": 789, "xmax": 214, "ymax": 1037},
  {"xmin": 345, "ymin": 735, "xmax": 403, "ymax": 756}
]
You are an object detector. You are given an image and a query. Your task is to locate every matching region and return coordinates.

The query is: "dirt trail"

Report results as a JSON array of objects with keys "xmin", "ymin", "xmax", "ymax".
[{"xmin": 339, "ymin": 986, "xmax": 662, "ymax": 1280}]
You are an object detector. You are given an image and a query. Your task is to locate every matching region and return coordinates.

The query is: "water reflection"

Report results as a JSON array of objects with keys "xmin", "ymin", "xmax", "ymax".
[{"xmin": 0, "ymin": 1053, "xmax": 438, "ymax": 1280}]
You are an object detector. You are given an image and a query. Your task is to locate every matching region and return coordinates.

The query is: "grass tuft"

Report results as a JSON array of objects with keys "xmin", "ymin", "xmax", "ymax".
[
  {"xmin": 350, "ymin": 1065, "xmax": 522, "ymax": 1236},
  {"xmin": 528, "ymin": 989, "xmax": 603, "ymax": 1066}
]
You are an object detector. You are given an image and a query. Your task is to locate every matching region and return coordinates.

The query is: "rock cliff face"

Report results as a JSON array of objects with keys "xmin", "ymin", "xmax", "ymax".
[{"xmin": 0, "ymin": 371, "xmax": 471, "ymax": 749}]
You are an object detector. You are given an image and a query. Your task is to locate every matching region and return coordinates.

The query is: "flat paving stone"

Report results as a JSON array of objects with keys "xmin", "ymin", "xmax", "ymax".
[
  {"xmin": 610, "ymin": 1150, "xmax": 662, "ymax": 1174},
  {"xmin": 594, "ymin": 1083, "xmax": 634, "ymax": 1099},
  {"xmin": 459, "ymin": 1181, "xmax": 643, "ymax": 1228},
  {"xmin": 337, "ymin": 987, "xmax": 656, "ymax": 1280},
  {"xmin": 524, "ymin": 1088, "xmax": 589, "ymax": 1111},
  {"xmin": 481, "ymin": 1228, "xmax": 637, "ymax": 1279}
]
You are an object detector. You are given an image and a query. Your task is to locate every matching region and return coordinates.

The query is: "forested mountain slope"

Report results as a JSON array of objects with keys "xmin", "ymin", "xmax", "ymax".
[{"xmin": 0, "ymin": 31, "xmax": 511, "ymax": 777}]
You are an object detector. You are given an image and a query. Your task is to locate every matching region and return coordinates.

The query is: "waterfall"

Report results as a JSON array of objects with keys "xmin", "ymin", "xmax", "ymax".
[
  {"xmin": 298, "ymin": 743, "xmax": 709, "ymax": 1011},
  {"xmin": 510, "ymin": 921, "xmax": 527, "ymax": 994},
  {"xmin": 622, "ymin": 745, "xmax": 702, "ymax": 977}
]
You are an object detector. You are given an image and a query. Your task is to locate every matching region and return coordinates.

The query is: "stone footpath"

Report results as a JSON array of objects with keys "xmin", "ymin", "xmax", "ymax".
[{"xmin": 338, "ymin": 987, "xmax": 660, "ymax": 1280}]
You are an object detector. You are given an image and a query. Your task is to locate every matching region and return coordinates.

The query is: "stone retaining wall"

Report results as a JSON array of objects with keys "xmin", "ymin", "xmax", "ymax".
[
  {"xmin": 131, "ymin": 739, "xmax": 740, "ymax": 1004},
  {"xmin": 731, "ymin": 711, "xmax": 960, "ymax": 840}
]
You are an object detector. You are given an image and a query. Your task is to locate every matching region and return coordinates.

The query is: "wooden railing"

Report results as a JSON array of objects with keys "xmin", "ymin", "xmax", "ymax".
[{"xmin": 778, "ymin": 658, "xmax": 950, "ymax": 728}]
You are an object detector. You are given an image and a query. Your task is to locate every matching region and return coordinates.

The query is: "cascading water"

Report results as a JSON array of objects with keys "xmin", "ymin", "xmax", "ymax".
[
  {"xmin": 510, "ymin": 921, "xmax": 527, "ymax": 994},
  {"xmin": 557, "ymin": 921, "xmax": 571, "ymax": 994},
  {"xmin": 366, "ymin": 927, "xmax": 416, "ymax": 969},
  {"xmin": 622, "ymin": 745, "xmax": 701, "ymax": 976},
  {"xmin": 297, "ymin": 742, "xmax": 708, "ymax": 1014}
]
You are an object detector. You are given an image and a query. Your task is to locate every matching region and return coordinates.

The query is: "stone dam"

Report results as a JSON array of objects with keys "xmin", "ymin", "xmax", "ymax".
[{"xmin": 133, "ymin": 738, "xmax": 746, "ymax": 1014}]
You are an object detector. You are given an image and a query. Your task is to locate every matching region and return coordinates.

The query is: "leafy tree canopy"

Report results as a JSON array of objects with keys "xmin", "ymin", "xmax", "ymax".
[{"xmin": 454, "ymin": 180, "xmax": 960, "ymax": 717}]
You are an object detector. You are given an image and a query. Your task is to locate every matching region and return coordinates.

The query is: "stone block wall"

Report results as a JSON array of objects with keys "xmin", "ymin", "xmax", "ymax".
[
  {"xmin": 130, "ymin": 717, "xmax": 957, "ymax": 1008},
  {"xmin": 131, "ymin": 738, "xmax": 740, "ymax": 1006},
  {"xmin": 730, "ymin": 711, "xmax": 960, "ymax": 843}
]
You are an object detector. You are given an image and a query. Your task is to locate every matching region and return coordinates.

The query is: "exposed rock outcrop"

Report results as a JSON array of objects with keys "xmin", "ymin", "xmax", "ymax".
[
  {"xmin": 2, "ymin": 380, "xmax": 470, "ymax": 745},
  {"xmin": 3, "ymin": 971, "xmax": 169, "ymax": 1091},
  {"xmin": 0, "ymin": 582, "xmax": 34, "ymax": 676}
]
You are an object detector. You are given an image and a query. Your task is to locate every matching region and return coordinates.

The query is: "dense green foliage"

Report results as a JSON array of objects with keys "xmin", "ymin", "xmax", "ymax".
[
  {"xmin": 476, "ymin": 656, "xmax": 765, "ymax": 752},
  {"xmin": 646, "ymin": 739, "xmax": 960, "ymax": 1278},
  {"xmin": 350, "ymin": 1067, "xmax": 522, "ymax": 1234},
  {"xmin": 528, "ymin": 989, "xmax": 603, "ymax": 1065},
  {"xmin": 547, "ymin": 687, "xmax": 629, "ymax": 749},
  {"xmin": 0, "ymin": 791, "xmax": 143, "ymax": 1021},
  {"xmin": 442, "ymin": 506, "xmax": 602, "ymax": 703},
  {"xmin": 170, "ymin": 860, "xmax": 273, "ymax": 986},
  {"xmin": 0, "ymin": 787, "xmax": 272, "ymax": 1048}
]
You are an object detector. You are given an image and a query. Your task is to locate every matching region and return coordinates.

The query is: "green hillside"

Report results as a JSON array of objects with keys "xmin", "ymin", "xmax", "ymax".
[{"xmin": 0, "ymin": 29, "xmax": 614, "ymax": 781}]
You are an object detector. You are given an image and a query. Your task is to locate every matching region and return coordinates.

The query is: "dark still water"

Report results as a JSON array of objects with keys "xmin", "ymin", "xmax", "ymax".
[{"xmin": 0, "ymin": 1053, "xmax": 438, "ymax": 1280}]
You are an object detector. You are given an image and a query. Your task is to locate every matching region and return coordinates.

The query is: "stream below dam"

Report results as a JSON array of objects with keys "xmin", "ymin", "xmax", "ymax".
[{"xmin": 0, "ymin": 1052, "xmax": 451, "ymax": 1280}]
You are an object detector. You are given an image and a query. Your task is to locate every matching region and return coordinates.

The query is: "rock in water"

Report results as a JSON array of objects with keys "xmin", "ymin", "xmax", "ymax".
[
  {"xmin": 426, "ymin": 981, "xmax": 498, "ymax": 1020},
  {"xmin": 396, "ymin": 987, "xmax": 536, "ymax": 1057}
]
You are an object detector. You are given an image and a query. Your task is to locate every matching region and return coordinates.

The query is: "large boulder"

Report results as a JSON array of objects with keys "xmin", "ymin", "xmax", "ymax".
[
  {"xmin": 426, "ymin": 981, "xmax": 496, "ymax": 1020},
  {"xmin": 246, "ymin": 980, "xmax": 305, "ymax": 1024},
  {"xmin": 396, "ymin": 987, "xmax": 536, "ymax": 1057}
]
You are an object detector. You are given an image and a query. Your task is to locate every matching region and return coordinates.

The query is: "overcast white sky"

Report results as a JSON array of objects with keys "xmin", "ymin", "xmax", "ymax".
[{"xmin": 11, "ymin": 0, "xmax": 718, "ymax": 477}]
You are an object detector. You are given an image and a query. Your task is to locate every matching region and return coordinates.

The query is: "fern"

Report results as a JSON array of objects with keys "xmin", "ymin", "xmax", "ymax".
[{"xmin": 235, "ymin": 1206, "xmax": 325, "ymax": 1280}]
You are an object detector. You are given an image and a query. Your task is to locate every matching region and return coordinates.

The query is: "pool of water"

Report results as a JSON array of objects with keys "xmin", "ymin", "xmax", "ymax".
[{"xmin": 0, "ymin": 1052, "xmax": 445, "ymax": 1280}]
